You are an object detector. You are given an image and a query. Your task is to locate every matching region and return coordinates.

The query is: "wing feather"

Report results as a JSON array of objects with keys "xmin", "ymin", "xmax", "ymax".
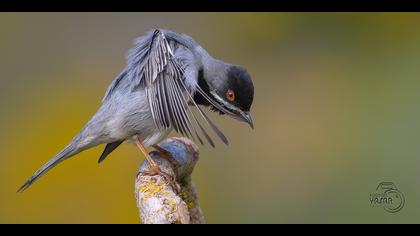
[{"xmin": 135, "ymin": 29, "xmax": 228, "ymax": 146}]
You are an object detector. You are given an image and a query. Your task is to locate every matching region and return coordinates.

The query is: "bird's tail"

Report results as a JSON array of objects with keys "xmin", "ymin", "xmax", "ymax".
[{"xmin": 18, "ymin": 129, "xmax": 95, "ymax": 192}]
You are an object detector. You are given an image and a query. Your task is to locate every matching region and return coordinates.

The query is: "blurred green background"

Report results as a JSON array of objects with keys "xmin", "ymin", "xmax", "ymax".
[{"xmin": 1, "ymin": 13, "xmax": 420, "ymax": 223}]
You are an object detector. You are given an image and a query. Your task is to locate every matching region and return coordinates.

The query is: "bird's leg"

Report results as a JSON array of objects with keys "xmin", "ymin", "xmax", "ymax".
[
  {"xmin": 135, "ymin": 136, "xmax": 175, "ymax": 185},
  {"xmin": 152, "ymin": 144, "xmax": 179, "ymax": 168}
]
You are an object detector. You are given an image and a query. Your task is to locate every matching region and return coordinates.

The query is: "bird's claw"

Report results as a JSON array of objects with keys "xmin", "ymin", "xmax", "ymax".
[{"xmin": 141, "ymin": 164, "xmax": 178, "ymax": 192}]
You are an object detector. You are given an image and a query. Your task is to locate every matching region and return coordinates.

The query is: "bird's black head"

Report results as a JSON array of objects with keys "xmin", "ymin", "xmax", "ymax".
[{"xmin": 194, "ymin": 65, "xmax": 254, "ymax": 128}]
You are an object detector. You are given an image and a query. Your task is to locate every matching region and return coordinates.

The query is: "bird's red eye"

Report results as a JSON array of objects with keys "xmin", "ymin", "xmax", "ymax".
[{"xmin": 226, "ymin": 89, "xmax": 235, "ymax": 102}]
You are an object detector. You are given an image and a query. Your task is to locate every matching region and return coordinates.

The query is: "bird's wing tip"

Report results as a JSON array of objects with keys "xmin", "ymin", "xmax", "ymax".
[
  {"xmin": 17, "ymin": 175, "xmax": 37, "ymax": 193},
  {"xmin": 17, "ymin": 182, "xmax": 30, "ymax": 193}
]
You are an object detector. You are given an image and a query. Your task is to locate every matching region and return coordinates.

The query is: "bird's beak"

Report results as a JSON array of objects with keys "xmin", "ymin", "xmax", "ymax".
[{"xmin": 240, "ymin": 111, "xmax": 254, "ymax": 129}]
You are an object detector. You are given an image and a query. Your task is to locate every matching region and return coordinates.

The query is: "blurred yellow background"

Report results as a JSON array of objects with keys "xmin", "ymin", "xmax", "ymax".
[{"xmin": 1, "ymin": 13, "xmax": 420, "ymax": 223}]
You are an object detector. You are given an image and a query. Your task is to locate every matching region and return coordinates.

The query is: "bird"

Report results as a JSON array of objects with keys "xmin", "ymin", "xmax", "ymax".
[{"xmin": 18, "ymin": 28, "xmax": 254, "ymax": 192}]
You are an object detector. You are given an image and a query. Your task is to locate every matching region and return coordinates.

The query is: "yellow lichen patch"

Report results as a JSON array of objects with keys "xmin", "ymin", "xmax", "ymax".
[
  {"xmin": 140, "ymin": 177, "xmax": 170, "ymax": 201},
  {"xmin": 168, "ymin": 198, "xmax": 176, "ymax": 211},
  {"xmin": 185, "ymin": 198, "xmax": 196, "ymax": 210},
  {"xmin": 179, "ymin": 188, "xmax": 196, "ymax": 209}
]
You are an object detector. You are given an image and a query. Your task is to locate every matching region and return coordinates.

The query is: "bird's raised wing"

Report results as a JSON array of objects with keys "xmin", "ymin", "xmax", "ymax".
[{"xmin": 134, "ymin": 29, "xmax": 228, "ymax": 147}]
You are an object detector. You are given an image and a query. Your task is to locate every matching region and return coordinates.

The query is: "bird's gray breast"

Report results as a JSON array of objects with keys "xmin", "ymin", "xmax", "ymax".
[{"xmin": 98, "ymin": 89, "xmax": 171, "ymax": 147}]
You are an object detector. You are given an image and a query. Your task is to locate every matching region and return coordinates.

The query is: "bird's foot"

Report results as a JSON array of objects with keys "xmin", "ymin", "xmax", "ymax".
[
  {"xmin": 141, "ymin": 163, "xmax": 178, "ymax": 192},
  {"xmin": 135, "ymin": 136, "xmax": 179, "ymax": 191}
]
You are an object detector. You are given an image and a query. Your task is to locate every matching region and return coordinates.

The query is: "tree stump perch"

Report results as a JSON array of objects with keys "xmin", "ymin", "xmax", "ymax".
[{"xmin": 135, "ymin": 137, "xmax": 205, "ymax": 224}]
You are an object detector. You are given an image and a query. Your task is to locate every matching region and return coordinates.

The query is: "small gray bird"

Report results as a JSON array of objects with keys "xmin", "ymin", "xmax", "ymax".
[{"xmin": 19, "ymin": 28, "xmax": 254, "ymax": 192}]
